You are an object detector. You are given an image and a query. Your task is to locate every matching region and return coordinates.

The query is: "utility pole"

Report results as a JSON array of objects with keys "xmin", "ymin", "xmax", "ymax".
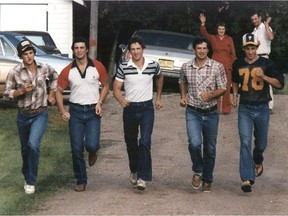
[{"xmin": 89, "ymin": 0, "xmax": 99, "ymax": 59}]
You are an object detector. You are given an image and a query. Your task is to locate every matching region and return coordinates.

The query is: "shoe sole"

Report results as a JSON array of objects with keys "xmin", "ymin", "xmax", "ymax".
[
  {"xmin": 192, "ymin": 185, "xmax": 201, "ymax": 190},
  {"xmin": 136, "ymin": 185, "xmax": 146, "ymax": 190},
  {"xmin": 25, "ymin": 190, "xmax": 35, "ymax": 194}
]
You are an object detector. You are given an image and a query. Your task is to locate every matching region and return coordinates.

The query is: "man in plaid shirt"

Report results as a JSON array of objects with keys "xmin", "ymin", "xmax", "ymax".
[{"xmin": 179, "ymin": 37, "xmax": 226, "ymax": 192}]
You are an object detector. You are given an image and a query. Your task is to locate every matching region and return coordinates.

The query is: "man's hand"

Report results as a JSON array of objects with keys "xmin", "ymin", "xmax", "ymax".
[
  {"xmin": 22, "ymin": 83, "xmax": 34, "ymax": 93},
  {"xmin": 60, "ymin": 111, "xmax": 70, "ymax": 121},
  {"xmin": 119, "ymin": 98, "xmax": 129, "ymax": 108},
  {"xmin": 264, "ymin": 16, "xmax": 272, "ymax": 25},
  {"xmin": 95, "ymin": 103, "xmax": 102, "ymax": 116},
  {"xmin": 155, "ymin": 99, "xmax": 163, "ymax": 110},
  {"xmin": 231, "ymin": 94, "xmax": 238, "ymax": 107},
  {"xmin": 255, "ymin": 67, "xmax": 265, "ymax": 79},
  {"xmin": 180, "ymin": 98, "xmax": 187, "ymax": 107},
  {"xmin": 199, "ymin": 92, "xmax": 213, "ymax": 102}
]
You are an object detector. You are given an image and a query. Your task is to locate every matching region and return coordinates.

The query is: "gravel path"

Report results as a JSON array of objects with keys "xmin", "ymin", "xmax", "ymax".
[{"xmin": 37, "ymin": 93, "xmax": 288, "ymax": 215}]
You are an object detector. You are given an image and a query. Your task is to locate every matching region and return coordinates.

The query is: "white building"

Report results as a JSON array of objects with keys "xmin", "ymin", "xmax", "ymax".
[{"xmin": 0, "ymin": 0, "xmax": 85, "ymax": 57}]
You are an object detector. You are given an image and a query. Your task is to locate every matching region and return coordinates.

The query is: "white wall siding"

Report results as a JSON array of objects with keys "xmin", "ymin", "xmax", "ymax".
[{"xmin": 0, "ymin": 0, "xmax": 74, "ymax": 57}]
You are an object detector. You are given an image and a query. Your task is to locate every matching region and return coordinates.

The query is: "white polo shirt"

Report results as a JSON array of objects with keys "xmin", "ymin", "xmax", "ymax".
[
  {"xmin": 116, "ymin": 58, "xmax": 161, "ymax": 102},
  {"xmin": 252, "ymin": 22, "xmax": 273, "ymax": 55},
  {"xmin": 58, "ymin": 58, "xmax": 108, "ymax": 105}
]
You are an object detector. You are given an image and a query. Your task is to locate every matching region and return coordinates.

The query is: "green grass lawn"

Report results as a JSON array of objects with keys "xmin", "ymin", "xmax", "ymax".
[{"xmin": 0, "ymin": 105, "xmax": 73, "ymax": 214}]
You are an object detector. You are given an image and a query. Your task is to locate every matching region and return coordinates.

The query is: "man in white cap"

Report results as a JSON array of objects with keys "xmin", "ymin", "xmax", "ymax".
[{"xmin": 231, "ymin": 33, "xmax": 284, "ymax": 193}]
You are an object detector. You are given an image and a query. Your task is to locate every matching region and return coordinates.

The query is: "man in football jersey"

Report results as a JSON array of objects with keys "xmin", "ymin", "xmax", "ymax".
[
  {"xmin": 56, "ymin": 37, "xmax": 109, "ymax": 192},
  {"xmin": 231, "ymin": 33, "xmax": 284, "ymax": 193}
]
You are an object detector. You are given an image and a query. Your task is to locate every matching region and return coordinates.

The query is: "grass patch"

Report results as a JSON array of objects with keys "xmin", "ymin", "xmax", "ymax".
[{"xmin": 0, "ymin": 106, "xmax": 73, "ymax": 215}]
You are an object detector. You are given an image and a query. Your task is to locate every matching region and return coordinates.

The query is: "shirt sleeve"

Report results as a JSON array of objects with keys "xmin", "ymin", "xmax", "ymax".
[
  {"xmin": 47, "ymin": 64, "xmax": 58, "ymax": 91},
  {"xmin": 94, "ymin": 60, "xmax": 108, "ymax": 85},
  {"xmin": 3, "ymin": 68, "xmax": 17, "ymax": 99},
  {"xmin": 216, "ymin": 63, "xmax": 227, "ymax": 90},
  {"xmin": 200, "ymin": 25, "xmax": 213, "ymax": 41},
  {"xmin": 58, "ymin": 63, "xmax": 72, "ymax": 91}
]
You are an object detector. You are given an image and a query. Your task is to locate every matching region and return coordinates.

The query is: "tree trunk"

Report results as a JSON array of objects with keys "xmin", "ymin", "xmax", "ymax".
[
  {"xmin": 89, "ymin": 0, "xmax": 99, "ymax": 59},
  {"xmin": 107, "ymin": 29, "xmax": 120, "ymax": 89}
]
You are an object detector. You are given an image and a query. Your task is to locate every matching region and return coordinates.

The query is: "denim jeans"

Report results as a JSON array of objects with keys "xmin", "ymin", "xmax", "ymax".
[
  {"xmin": 238, "ymin": 103, "xmax": 270, "ymax": 183},
  {"xmin": 123, "ymin": 100, "xmax": 154, "ymax": 181},
  {"xmin": 185, "ymin": 106, "xmax": 219, "ymax": 183},
  {"xmin": 17, "ymin": 109, "xmax": 48, "ymax": 185},
  {"xmin": 69, "ymin": 103, "xmax": 101, "ymax": 185}
]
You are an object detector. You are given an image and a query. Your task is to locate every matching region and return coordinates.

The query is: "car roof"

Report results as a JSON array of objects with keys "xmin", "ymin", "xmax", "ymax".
[
  {"xmin": 11, "ymin": 30, "xmax": 51, "ymax": 36},
  {"xmin": 134, "ymin": 29, "xmax": 195, "ymax": 38}
]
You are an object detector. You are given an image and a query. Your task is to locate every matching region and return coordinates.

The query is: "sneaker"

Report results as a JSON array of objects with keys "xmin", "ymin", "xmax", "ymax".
[
  {"xmin": 129, "ymin": 172, "xmax": 137, "ymax": 185},
  {"xmin": 202, "ymin": 181, "xmax": 211, "ymax": 192},
  {"xmin": 24, "ymin": 184, "xmax": 35, "ymax": 194},
  {"xmin": 192, "ymin": 174, "xmax": 202, "ymax": 189},
  {"xmin": 136, "ymin": 178, "xmax": 146, "ymax": 190}
]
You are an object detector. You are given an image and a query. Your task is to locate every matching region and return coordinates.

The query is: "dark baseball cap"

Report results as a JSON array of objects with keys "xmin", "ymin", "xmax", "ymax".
[{"xmin": 17, "ymin": 40, "xmax": 35, "ymax": 57}]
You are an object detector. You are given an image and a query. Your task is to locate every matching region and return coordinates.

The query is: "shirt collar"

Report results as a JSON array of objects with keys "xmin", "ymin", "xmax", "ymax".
[
  {"xmin": 189, "ymin": 57, "xmax": 212, "ymax": 68},
  {"xmin": 255, "ymin": 22, "xmax": 265, "ymax": 30},
  {"xmin": 20, "ymin": 60, "xmax": 41, "ymax": 71},
  {"xmin": 127, "ymin": 57, "xmax": 153, "ymax": 70},
  {"xmin": 71, "ymin": 57, "xmax": 94, "ymax": 68}
]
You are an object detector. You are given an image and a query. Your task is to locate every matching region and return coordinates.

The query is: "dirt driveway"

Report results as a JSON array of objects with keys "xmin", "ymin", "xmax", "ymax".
[{"xmin": 37, "ymin": 93, "xmax": 288, "ymax": 215}]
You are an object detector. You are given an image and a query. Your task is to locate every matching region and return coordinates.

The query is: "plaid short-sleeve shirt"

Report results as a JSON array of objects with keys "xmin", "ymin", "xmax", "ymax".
[{"xmin": 180, "ymin": 58, "xmax": 227, "ymax": 109}]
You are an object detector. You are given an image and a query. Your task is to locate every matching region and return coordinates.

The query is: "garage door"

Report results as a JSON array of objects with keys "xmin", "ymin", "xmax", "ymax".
[{"xmin": 0, "ymin": 4, "xmax": 47, "ymax": 31}]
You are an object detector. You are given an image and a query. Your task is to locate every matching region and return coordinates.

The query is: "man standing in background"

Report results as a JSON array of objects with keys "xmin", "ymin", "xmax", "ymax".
[{"xmin": 251, "ymin": 11, "xmax": 274, "ymax": 113}]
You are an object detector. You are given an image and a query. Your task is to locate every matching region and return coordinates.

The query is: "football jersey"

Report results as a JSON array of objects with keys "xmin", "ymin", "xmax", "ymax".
[{"xmin": 232, "ymin": 57, "xmax": 284, "ymax": 105}]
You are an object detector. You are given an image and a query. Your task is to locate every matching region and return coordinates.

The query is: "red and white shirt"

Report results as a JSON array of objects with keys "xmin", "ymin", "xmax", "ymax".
[{"xmin": 58, "ymin": 58, "xmax": 108, "ymax": 105}]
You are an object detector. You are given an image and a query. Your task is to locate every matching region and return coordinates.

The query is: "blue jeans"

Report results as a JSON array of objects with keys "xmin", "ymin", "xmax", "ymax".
[
  {"xmin": 238, "ymin": 103, "xmax": 270, "ymax": 183},
  {"xmin": 17, "ymin": 109, "xmax": 48, "ymax": 185},
  {"xmin": 69, "ymin": 103, "xmax": 101, "ymax": 185},
  {"xmin": 123, "ymin": 100, "xmax": 154, "ymax": 181},
  {"xmin": 185, "ymin": 106, "xmax": 219, "ymax": 183}
]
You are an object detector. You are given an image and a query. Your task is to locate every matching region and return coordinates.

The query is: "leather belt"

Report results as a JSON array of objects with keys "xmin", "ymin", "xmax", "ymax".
[
  {"xmin": 70, "ymin": 102, "xmax": 96, "ymax": 108},
  {"xmin": 19, "ymin": 106, "xmax": 47, "ymax": 115},
  {"xmin": 258, "ymin": 53, "xmax": 269, "ymax": 57},
  {"xmin": 188, "ymin": 105, "xmax": 217, "ymax": 114}
]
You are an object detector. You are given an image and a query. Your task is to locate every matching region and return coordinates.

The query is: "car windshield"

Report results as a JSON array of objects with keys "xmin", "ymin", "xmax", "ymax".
[
  {"xmin": 134, "ymin": 31, "xmax": 194, "ymax": 51},
  {"xmin": 14, "ymin": 35, "xmax": 47, "ymax": 55}
]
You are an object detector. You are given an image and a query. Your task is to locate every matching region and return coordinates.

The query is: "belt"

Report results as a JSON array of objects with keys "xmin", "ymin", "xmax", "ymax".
[
  {"xmin": 187, "ymin": 105, "xmax": 217, "ymax": 114},
  {"xmin": 258, "ymin": 53, "xmax": 269, "ymax": 57},
  {"xmin": 129, "ymin": 99, "xmax": 152, "ymax": 106},
  {"xmin": 70, "ymin": 102, "xmax": 96, "ymax": 108},
  {"xmin": 19, "ymin": 106, "xmax": 47, "ymax": 115}
]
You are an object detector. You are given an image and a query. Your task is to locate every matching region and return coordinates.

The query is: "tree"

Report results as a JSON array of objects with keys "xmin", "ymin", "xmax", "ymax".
[{"xmin": 89, "ymin": 0, "xmax": 99, "ymax": 59}]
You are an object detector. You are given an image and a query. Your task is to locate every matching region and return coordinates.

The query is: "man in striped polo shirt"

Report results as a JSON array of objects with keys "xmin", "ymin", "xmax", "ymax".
[{"xmin": 113, "ymin": 36, "xmax": 163, "ymax": 190}]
